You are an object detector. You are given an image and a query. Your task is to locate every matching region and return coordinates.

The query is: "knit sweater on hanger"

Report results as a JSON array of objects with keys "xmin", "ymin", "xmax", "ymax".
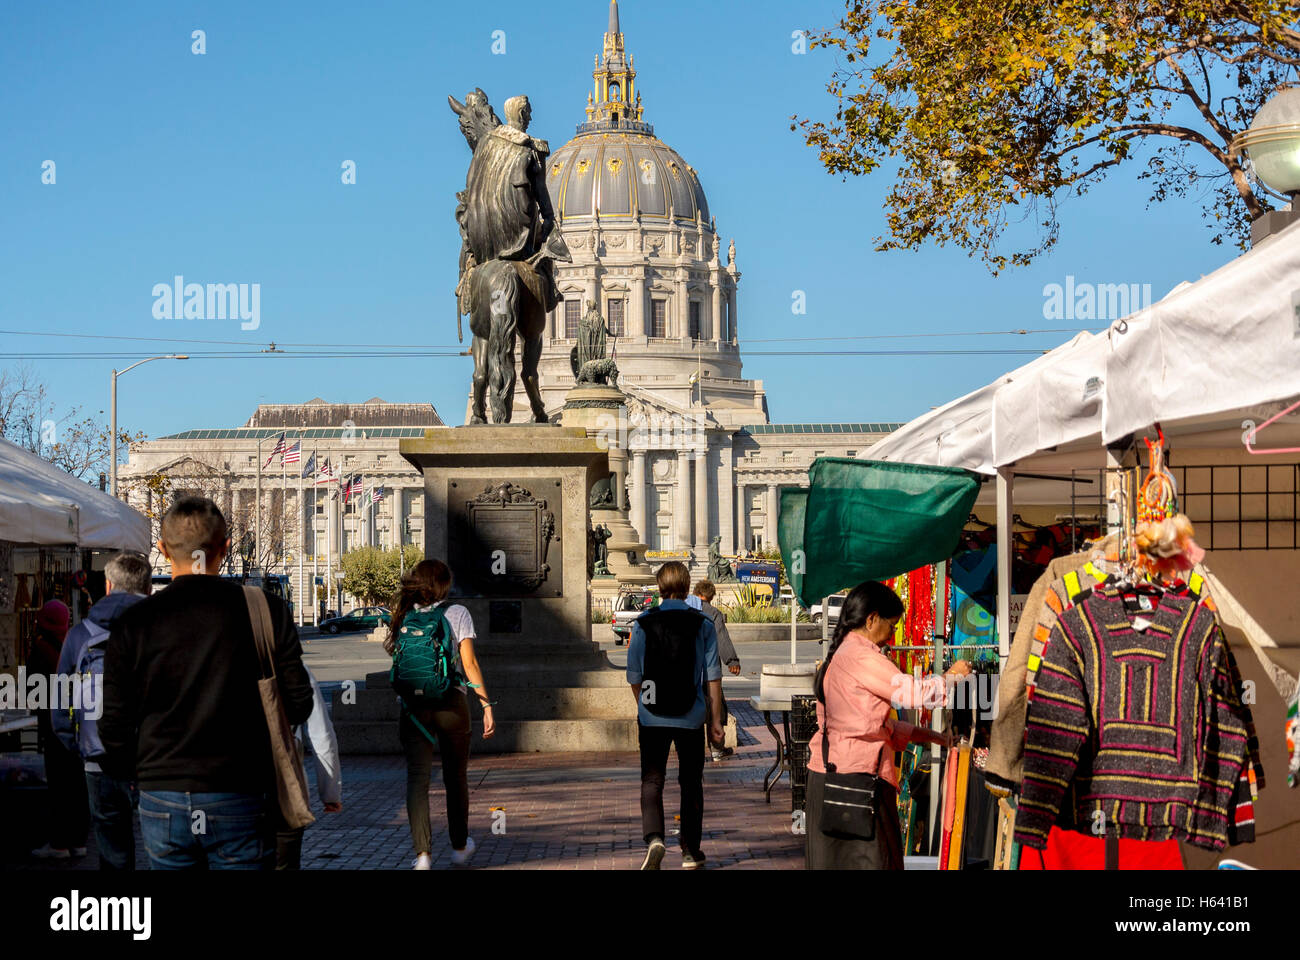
[{"xmin": 1014, "ymin": 585, "xmax": 1251, "ymax": 851}]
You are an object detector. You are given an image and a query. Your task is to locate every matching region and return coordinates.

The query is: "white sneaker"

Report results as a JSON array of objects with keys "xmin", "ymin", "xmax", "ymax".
[
  {"xmin": 640, "ymin": 838, "xmax": 667, "ymax": 870},
  {"xmin": 412, "ymin": 853, "xmax": 432, "ymax": 870},
  {"xmin": 31, "ymin": 844, "xmax": 70, "ymax": 859},
  {"xmin": 450, "ymin": 836, "xmax": 477, "ymax": 866}
]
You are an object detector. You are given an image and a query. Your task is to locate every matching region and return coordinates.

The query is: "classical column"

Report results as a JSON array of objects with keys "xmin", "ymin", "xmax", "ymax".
[
  {"xmin": 766, "ymin": 483, "xmax": 779, "ymax": 550},
  {"xmin": 633, "ymin": 273, "xmax": 647, "ymax": 339},
  {"xmin": 630, "ymin": 449, "xmax": 647, "ymax": 543},
  {"xmin": 718, "ymin": 441, "xmax": 734, "ymax": 555},
  {"xmin": 736, "ymin": 480, "xmax": 748, "ymax": 554},
  {"xmin": 677, "ymin": 272, "xmax": 690, "ymax": 342},
  {"xmin": 693, "ymin": 444, "xmax": 709, "ymax": 551},
  {"xmin": 712, "ymin": 280, "xmax": 722, "ymax": 344},
  {"xmin": 675, "ymin": 449, "xmax": 693, "ymax": 551}
]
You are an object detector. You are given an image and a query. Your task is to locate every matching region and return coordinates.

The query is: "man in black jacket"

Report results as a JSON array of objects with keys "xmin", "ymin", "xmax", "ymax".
[{"xmin": 100, "ymin": 496, "xmax": 313, "ymax": 870}]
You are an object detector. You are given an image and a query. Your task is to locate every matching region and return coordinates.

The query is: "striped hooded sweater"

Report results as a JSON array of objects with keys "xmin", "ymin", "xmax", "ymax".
[{"xmin": 1014, "ymin": 585, "xmax": 1251, "ymax": 851}]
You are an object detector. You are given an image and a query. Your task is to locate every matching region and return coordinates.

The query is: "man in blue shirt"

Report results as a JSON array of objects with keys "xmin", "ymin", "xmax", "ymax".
[{"xmin": 626, "ymin": 561, "xmax": 723, "ymax": 870}]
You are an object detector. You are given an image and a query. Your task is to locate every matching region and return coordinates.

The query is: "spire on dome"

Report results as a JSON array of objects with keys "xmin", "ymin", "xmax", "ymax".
[{"xmin": 582, "ymin": 0, "xmax": 650, "ymax": 134}]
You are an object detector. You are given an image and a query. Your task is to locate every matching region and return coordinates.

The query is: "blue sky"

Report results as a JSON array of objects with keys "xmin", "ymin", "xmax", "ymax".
[{"xmin": 0, "ymin": 0, "xmax": 1244, "ymax": 441}]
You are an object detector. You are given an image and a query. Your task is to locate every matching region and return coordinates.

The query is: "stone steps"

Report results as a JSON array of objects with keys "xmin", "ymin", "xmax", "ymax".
[
  {"xmin": 333, "ymin": 717, "xmax": 638, "ymax": 755},
  {"xmin": 333, "ymin": 682, "xmax": 632, "ymax": 722},
  {"xmin": 332, "ymin": 645, "xmax": 638, "ymax": 754}
]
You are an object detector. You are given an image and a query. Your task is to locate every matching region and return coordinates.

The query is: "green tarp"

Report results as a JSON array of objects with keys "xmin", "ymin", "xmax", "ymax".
[{"xmin": 791, "ymin": 458, "xmax": 983, "ymax": 608}]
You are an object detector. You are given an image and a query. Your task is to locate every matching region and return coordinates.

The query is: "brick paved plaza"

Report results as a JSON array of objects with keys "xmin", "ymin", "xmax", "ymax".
[{"xmin": 7, "ymin": 699, "xmax": 805, "ymax": 871}]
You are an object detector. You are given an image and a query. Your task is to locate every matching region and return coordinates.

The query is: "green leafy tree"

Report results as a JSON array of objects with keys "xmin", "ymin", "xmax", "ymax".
[
  {"xmin": 795, "ymin": 0, "xmax": 1300, "ymax": 272},
  {"xmin": 340, "ymin": 545, "xmax": 424, "ymax": 607}
]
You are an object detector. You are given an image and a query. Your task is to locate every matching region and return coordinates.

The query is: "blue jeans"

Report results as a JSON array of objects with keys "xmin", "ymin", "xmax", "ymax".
[
  {"xmin": 85, "ymin": 771, "xmax": 137, "ymax": 870},
  {"xmin": 138, "ymin": 791, "xmax": 273, "ymax": 870}
]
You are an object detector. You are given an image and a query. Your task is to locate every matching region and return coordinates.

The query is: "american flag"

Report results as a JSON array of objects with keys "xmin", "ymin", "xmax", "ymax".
[
  {"xmin": 283, "ymin": 441, "xmax": 301, "ymax": 465},
  {"xmin": 372, "ymin": 485, "xmax": 384, "ymax": 504},
  {"xmin": 300, "ymin": 451, "xmax": 316, "ymax": 479},
  {"xmin": 262, "ymin": 433, "xmax": 286, "ymax": 468},
  {"xmin": 314, "ymin": 458, "xmax": 338, "ymax": 485},
  {"xmin": 344, "ymin": 474, "xmax": 364, "ymax": 502}
]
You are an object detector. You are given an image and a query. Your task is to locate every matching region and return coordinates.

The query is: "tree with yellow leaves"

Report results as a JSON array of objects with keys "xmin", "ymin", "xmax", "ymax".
[{"xmin": 795, "ymin": 0, "xmax": 1300, "ymax": 272}]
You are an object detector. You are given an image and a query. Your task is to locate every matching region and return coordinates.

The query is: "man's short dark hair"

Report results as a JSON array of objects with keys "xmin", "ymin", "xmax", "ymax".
[
  {"xmin": 104, "ymin": 551, "xmax": 152, "ymax": 595},
  {"xmin": 656, "ymin": 561, "xmax": 691, "ymax": 600},
  {"xmin": 160, "ymin": 496, "xmax": 228, "ymax": 563},
  {"xmin": 692, "ymin": 580, "xmax": 716, "ymax": 602}
]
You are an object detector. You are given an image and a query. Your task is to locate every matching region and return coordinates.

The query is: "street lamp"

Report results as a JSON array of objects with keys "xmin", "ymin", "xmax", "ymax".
[
  {"xmin": 110, "ymin": 355, "xmax": 188, "ymax": 498},
  {"xmin": 1231, "ymin": 85, "xmax": 1300, "ymax": 244}
]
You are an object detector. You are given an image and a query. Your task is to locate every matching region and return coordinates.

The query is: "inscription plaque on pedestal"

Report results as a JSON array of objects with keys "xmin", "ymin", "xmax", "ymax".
[{"xmin": 449, "ymin": 478, "xmax": 563, "ymax": 597}]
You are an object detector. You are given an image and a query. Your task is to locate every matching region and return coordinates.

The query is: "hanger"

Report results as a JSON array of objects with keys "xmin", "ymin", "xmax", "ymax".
[{"xmin": 1245, "ymin": 397, "xmax": 1300, "ymax": 455}]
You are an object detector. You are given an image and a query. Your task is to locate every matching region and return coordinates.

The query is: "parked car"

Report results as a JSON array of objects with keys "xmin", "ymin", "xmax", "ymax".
[
  {"xmin": 809, "ymin": 593, "xmax": 846, "ymax": 627},
  {"xmin": 610, "ymin": 589, "xmax": 658, "ymax": 645},
  {"xmin": 319, "ymin": 606, "xmax": 391, "ymax": 635}
]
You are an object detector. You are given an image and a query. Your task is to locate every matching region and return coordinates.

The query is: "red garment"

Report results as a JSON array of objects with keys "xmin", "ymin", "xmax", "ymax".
[{"xmin": 1019, "ymin": 826, "xmax": 1184, "ymax": 870}]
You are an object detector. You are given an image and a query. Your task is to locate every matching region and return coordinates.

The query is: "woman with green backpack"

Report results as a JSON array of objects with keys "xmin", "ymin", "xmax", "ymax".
[{"xmin": 384, "ymin": 559, "xmax": 495, "ymax": 869}]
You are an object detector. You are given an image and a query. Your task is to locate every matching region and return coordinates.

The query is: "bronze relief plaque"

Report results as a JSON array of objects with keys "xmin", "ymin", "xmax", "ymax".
[{"xmin": 449, "ymin": 478, "xmax": 562, "ymax": 597}]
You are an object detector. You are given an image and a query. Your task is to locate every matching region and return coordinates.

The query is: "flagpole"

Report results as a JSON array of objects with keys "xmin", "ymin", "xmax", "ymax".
[
  {"xmin": 255, "ymin": 433, "xmax": 263, "ymax": 579},
  {"xmin": 325, "ymin": 450, "xmax": 333, "ymax": 617},
  {"xmin": 281, "ymin": 440, "xmax": 288, "ymax": 581},
  {"xmin": 297, "ymin": 436, "xmax": 304, "ymax": 627},
  {"xmin": 311, "ymin": 448, "xmax": 318, "ymax": 626}
]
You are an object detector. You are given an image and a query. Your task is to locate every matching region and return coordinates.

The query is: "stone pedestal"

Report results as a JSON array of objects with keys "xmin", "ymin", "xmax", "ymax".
[
  {"xmin": 401, "ymin": 425, "xmax": 607, "ymax": 642},
  {"xmin": 560, "ymin": 385, "xmax": 657, "ymax": 610},
  {"xmin": 330, "ymin": 425, "xmax": 638, "ymax": 755}
]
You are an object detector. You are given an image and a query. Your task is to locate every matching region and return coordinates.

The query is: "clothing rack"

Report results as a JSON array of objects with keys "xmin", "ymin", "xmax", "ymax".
[{"xmin": 888, "ymin": 642, "xmax": 1000, "ymax": 651}]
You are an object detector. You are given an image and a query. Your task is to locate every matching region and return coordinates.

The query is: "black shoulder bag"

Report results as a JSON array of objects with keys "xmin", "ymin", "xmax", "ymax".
[{"xmin": 818, "ymin": 701, "xmax": 879, "ymax": 841}]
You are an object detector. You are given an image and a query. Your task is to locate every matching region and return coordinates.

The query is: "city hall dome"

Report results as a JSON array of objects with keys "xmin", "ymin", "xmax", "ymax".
[
  {"xmin": 547, "ymin": 132, "xmax": 709, "ymax": 225},
  {"xmin": 545, "ymin": 0, "xmax": 709, "ymax": 227}
]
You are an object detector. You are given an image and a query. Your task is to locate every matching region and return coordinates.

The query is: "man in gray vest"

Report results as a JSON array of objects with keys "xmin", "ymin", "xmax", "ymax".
[{"xmin": 691, "ymin": 580, "xmax": 741, "ymax": 761}]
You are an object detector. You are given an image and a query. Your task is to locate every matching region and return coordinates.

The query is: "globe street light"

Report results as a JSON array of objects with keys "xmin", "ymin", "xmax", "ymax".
[
  {"xmin": 1231, "ymin": 85, "xmax": 1300, "ymax": 244},
  {"xmin": 110, "ymin": 355, "xmax": 188, "ymax": 498}
]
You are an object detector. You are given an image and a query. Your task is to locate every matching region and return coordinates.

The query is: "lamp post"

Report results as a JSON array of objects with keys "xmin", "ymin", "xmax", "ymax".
[
  {"xmin": 1231, "ymin": 85, "xmax": 1300, "ymax": 245},
  {"xmin": 110, "ymin": 355, "xmax": 188, "ymax": 498}
]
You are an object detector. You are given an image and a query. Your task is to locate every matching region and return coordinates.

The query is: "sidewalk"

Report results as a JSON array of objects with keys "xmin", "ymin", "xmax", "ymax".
[{"xmin": 4, "ymin": 700, "xmax": 806, "ymax": 871}]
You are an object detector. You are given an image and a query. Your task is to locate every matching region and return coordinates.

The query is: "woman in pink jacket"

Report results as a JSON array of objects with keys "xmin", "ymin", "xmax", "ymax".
[{"xmin": 806, "ymin": 580, "xmax": 970, "ymax": 869}]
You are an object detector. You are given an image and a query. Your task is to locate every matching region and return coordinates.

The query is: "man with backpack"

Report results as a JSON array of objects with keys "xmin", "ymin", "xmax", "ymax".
[
  {"xmin": 52, "ymin": 551, "xmax": 152, "ymax": 870},
  {"xmin": 626, "ymin": 561, "xmax": 723, "ymax": 870}
]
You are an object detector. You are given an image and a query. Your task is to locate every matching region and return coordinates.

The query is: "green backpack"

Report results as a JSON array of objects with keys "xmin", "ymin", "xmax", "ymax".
[{"xmin": 390, "ymin": 607, "xmax": 459, "ymax": 712}]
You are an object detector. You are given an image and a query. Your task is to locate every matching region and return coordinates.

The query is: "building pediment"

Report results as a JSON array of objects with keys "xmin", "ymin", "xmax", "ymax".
[{"xmin": 149, "ymin": 454, "xmax": 225, "ymax": 478}]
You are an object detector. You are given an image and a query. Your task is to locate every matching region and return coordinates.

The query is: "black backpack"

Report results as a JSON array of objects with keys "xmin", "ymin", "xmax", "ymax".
[{"xmin": 638, "ymin": 608, "xmax": 704, "ymax": 717}]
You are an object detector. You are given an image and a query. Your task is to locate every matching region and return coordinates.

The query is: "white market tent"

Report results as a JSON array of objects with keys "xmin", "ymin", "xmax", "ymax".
[
  {"xmin": 865, "ymin": 220, "xmax": 1300, "ymax": 651},
  {"xmin": 0, "ymin": 438, "xmax": 150, "ymax": 552},
  {"xmin": 867, "ymin": 217, "xmax": 1300, "ymax": 481}
]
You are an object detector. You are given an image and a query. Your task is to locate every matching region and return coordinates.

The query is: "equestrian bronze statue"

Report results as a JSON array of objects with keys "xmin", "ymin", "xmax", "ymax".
[{"xmin": 450, "ymin": 89, "xmax": 571, "ymax": 424}]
